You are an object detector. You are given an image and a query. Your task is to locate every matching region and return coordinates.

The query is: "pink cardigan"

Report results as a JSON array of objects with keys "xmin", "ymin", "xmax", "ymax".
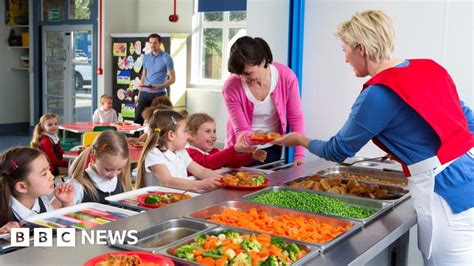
[{"xmin": 222, "ymin": 62, "xmax": 305, "ymax": 160}]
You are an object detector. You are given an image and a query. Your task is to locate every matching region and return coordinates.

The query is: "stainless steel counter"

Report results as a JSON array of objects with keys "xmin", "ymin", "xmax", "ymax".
[{"xmin": 0, "ymin": 159, "xmax": 416, "ymax": 265}]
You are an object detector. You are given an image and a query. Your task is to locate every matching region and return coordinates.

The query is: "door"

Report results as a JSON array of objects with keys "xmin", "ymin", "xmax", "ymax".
[{"xmin": 42, "ymin": 25, "xmax": 93, "ymax": 123}]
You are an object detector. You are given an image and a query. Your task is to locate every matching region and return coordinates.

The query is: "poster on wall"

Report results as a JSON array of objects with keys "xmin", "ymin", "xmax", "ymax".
[{"xmin": 110, "ymin": 34, "xmax": 170, "ymax": 120}]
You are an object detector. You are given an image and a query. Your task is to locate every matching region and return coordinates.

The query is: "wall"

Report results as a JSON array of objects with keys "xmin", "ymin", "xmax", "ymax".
[
  {"xmin": 136, "ymin": 0, "xmax": 193, "ymax": 35},
  {"xmin": 0, "ymin": 0, "xmax": 30, "ymax": 129},
  {"xmin": 98, "ymin": 0, "xmax": 138, "ymax": 98},
  {"xmin": 302, "ymin": 0, "xmax": 474, "ymax": 160}
]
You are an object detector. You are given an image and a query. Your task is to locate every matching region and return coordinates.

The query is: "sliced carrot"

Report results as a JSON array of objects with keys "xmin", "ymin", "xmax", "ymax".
[{"xmin": 201, "ymin": 256, "xmax": 215, "ymax": 266}]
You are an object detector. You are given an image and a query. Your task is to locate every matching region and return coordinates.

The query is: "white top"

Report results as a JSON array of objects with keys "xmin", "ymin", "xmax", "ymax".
[
  {"xmin": 144, "ymin": 147, "xmax": 195, "ymax": 186},
  {"xmin": 92, "ymin": 108, "xmax": 118, "ymax": 123},
  {"xmin": 44, "ymin": 132, "xmax": 60, "ymax": 144},
  {"xmin": 10, "ymin": 196, "xmax": 53, "ymax": 222},
  {"xmin": 244, "ymin": 64, "xmax": 279, "ymax": 148},
  {"xmin": 68, "ymin": 166, "xmax": 118, "ymax": 204}
]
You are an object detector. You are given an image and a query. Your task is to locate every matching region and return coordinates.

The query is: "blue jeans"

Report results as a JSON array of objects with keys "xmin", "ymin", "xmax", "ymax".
[{"xmin": 134, "ymin": 91, "xmax": 167, "ymax": 124}]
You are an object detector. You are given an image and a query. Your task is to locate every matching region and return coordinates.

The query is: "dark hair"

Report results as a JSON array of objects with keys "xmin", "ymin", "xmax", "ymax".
[
  {"xmin": 228, "ymin": 36, "xmax": 273, "ymax": 74},
  {"xmin": 148, "ymin": 33, "xmax": 162, "ymax": 43},
  {"xmin": 0, "ymin": 147, "xmax": 44, "ymax": 225}
]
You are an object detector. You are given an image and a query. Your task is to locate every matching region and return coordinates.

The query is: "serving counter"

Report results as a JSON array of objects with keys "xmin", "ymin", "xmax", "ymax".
[{"xmin": 0, "ymin": 159, "xmax": 417, "ymax": 265}]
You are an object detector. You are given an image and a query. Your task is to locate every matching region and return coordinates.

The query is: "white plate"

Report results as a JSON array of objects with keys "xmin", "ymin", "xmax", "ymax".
[
  {"xmin": 105, "ymin": 186, "xmax": 200, "ymax": 211},
  {"xmin": 24, "ymin": 203, "xmax": 137, "ymax": 230}
]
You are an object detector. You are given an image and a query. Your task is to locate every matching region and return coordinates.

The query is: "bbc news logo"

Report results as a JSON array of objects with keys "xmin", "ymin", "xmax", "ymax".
[{"xmin": 10, "ymin": 228, "xmax": 138, "ymax": 247}]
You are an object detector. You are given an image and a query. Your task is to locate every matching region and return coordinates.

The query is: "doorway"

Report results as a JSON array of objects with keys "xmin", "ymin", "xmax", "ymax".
[{"xmin": 42, "ymin": 25, "xmax": 93, "ymax": 123}]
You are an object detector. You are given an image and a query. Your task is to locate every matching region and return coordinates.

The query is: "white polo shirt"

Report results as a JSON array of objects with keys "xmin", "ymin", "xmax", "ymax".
[
  {"xmin": 10, "ymin": 196, "xmax": 52, "ymax": 222},
  {"xmin": 144, "ymin": 147, "xmax": 195, "ymax": 186},
  {"xmin": 68, "ymin": 166, "xmax": 118, "ymax": 204}
]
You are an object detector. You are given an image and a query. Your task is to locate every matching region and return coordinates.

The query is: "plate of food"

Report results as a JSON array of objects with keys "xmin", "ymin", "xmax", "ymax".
[
  {"xmin": 114, "ymin": 121, "xmax": 134, "ymax": 127},
  {"xmin": 249, "ymin": 132, "xmax": 282, "ymax": 143},
  {"xmin": 220, "ymin": 171, "xmax": 269, "ymax": 189},
  {"xmin": 139, "ymin": 84, "xmax": 154, "ymax": 89},
  {"xmin": 137, "ymin": 192, "xmax": 192, "ymax": 209},
  {"xmin": 84, "ymin": 251, "xmax": 174, "ymax": 266}
]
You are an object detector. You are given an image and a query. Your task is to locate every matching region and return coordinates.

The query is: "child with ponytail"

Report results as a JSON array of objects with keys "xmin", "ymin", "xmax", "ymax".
[
  {"xmin": 0, "ymin": 147, "xmax": 74, "ymax": 233},
  {"xmin": 66, "ymin": 130, "xmax": 133, "ymax": 204},
  {"xmin": 30, "ymin": 113, "xmax": 69, "ymax": 175},
  {"xmin": 136, "ymin": 110, "xmax": 221, "ymax": 191}
]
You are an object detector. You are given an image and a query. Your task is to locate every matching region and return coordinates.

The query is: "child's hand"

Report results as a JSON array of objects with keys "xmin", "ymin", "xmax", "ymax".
[
  {"xmin": 252, "ymin": 149, "xmax": 267, "ymax": 162},
  {"xmin": 196, "ymin": 178, "xmax": 221, "ymax": 191},
  {"xmin": 54, "ymin": 183, "xmax": 75, "ymax": 207},
  {"xmin": 235, "ymin": 133, "xmax": 257, "ymax": 153},
  {"xmin": 0, "ymin": 221, "xmax": 22, "ymax": 233}
]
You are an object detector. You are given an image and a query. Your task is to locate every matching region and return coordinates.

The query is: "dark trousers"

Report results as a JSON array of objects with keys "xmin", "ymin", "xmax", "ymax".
[
  {"xmin": 247, "ymin": 145, "xmax": 282, "ymax": 167},
  {"xmin": 134, "ymin": 91, "xmax": 167, "ymax": 124}
]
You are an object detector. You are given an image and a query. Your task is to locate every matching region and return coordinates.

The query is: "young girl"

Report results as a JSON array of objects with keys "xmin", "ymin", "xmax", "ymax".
[
  {"xmin": 30, "ymin": 113, "xmax": 69, "ymax": 175},
  {"xmin": 67, "ymin": 130, "xmax": 133, "ymax": 204},
  {"xmin": 136, "ymin": 110, "xmax": 221, "ymax": 191},
  {"xmin": 186, "ymin": 113, "xmax": 267, "ymax": 169},
  {"xmin": 0, "ymin": 147, "xmax": 74, "ymax": 233}
]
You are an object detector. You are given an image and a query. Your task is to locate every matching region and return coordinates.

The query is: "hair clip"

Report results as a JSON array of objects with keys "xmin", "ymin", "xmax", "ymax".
[
  {"xmin": 154, "ymin": 127, "xmax": 161, "ymax": 133},
  {"xmin": 171, "ymin": 115, "xmax": 177, "ymax": 125},
  {"xmin": 10, "ymin": 160, "xmax": 19, "ymax": 170}
]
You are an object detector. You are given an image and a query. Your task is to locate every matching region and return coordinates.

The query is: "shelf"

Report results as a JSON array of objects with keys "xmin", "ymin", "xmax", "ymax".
[
  {"xmin": 8, "ymin": 46, "xmax": 29, "ymax": 49},
  {"xmin": 6, "ymin": 25, "xmax": 29, "ymax": 28},
  {"xmin": 9, "ymin": 67, "xmax": 29, "ymax": 71}
]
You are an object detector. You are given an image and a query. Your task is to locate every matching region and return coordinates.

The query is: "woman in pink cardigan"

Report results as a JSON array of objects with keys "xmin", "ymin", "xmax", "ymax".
[{"xmin": 223, "ymin": 36, "xmax": 305, "ymax": 166}]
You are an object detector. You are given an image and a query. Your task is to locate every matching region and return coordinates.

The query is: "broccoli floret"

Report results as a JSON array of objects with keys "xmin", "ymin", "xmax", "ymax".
[
  {"xmin": 248, "ymin": 240, "xmax": 262, "ymax": 252},
  {"xmin": 174, "ymin": 244, "xmax": 198, "ymax": 261},
  {"xmin": 194, "ymin": 234, "xmax": 207, "ymax": 245},
  {"xmin": 259, "ymin": 255, "xmax": 278, "ymax": 266},
  {"xmin": 222, "ymin": 229, "xmax": 240, "ymax": 238},
  {"xmin": 231, "ymin": 253, "xmax": 251, "ymax": 265},
  {"xmin": 285, "ymin": 243, "xmax": 301, "ymax": 261},
  {"xmin": 253, "ymin": 175, "xmax": 265, "ymax": 185},
  {"xmin": 270, "ymin": 237, "xmax": 287, "ymax": 249}
]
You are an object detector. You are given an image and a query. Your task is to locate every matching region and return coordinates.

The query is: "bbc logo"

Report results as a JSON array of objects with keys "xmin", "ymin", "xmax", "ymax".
[{"xmin": 11, "ymin": 228, "xmax": 76, "ymax": 247}]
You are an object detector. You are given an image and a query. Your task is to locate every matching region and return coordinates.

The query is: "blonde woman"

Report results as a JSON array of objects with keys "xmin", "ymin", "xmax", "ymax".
[{"xmin": 274, "ymin": 10, "xmax": 474, "ymax": 265}]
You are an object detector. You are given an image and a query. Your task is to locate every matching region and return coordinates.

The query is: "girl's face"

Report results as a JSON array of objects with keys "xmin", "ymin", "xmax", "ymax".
[
  {"xmin": 93, "ymin": 154, "xmax": 128, "ymax": 180},
  {"xmin": 42, "ymin": 117, "xmax": 59, "ymax": 135},
  {"xmin": 238, "ymin": 62, "xmax": 265, "ymax": 86},
  {"xmin": 169, "ymin": 121, "xmax": 188, "ymax": 151},
  {"xmin": 342, "ymin": 42, "xmax": 368, "ymax": 78},
  {"xmin": 189, "ymin": 121, "xmax": 216, "ymax": 152},
  {"xmin": 19, "ymin": 155, "xmax": 55, "ymax": 197}
]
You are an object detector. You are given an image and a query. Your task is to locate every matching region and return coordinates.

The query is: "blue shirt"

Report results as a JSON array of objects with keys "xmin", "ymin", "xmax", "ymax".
[
  {"xmin": 308, "ymin": 60, "xmax": 474, "ymax": 213},
  {"xmin": 142, "ymin": 50, "xmax": 174, "ymax": 93}
]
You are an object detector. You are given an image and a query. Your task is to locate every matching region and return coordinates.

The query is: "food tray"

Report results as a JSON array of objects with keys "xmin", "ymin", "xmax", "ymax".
[
  {"xmin": 112, "ymin": 218, "xmax": 216, "ymax": 252},
  {"xmin": 317, "ymin": 166, "xmax": 408, "ymax": 187},
  {"xmin": 160, "ymin": 226, "xmax": 319, "ymax": 265},
  {"xmin": 188, "ymin": 200, "xmax": 362, "ymax": 251},
  {"xmin": 24, "ymin": 203, "xmax": 137, "ymax": 230},
  {"xmin": 243, "ymin": 186, "xmax": 393, "ymax": 224},
  {"xmin": 105, "ymin": 186, "xmax": 200, "ymax": 211},
  {"xmin": 84, "ymin": 251, "xmax": 173, "ymax": 266},
  {"xmin": 285, "ymin": 173, "xmax": 410, "ymax": 204}
]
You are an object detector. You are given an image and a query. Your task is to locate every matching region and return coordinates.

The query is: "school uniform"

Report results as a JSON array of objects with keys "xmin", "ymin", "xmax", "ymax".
[
  {"xmin": 68, "ymin": 166, "xmax": 124, "ymax": 204},
  {"xmin": 144, "ymin": 147, "xmax": 196, "ymax": 187},
  {"xmin": 9, "ymin": 196, "xmax": 52, "ymax": 222},
  {"xmin": 38, "ymin": 133, "xmax": 68, "ymax": 175},
  {"xmin": 92, "ymin": 107, "xmax": 118, "ymax": 123}
]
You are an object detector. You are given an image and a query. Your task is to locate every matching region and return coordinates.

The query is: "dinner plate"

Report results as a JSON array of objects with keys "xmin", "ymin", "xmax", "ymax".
[
  {"xmin": 219, "ymin": 177, "xmax": 270, "ymax": 189},
  {"xmin": 137, "ymin": 192, "xmax": 192, "ymax": 209}
]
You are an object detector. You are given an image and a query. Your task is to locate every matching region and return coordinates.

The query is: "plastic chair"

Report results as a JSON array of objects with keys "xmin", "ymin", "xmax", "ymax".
[
  {"xmin": 82, "ymin": 131, "xmax": 101, "ymax": 147},
  {"xmin": 93, "ymin": 125, "xmax": 118, "ymax": 132}
]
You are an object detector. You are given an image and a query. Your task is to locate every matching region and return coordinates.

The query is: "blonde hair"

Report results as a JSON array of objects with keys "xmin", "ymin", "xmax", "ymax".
[
  {"xmin": 100, "ymin": 94, "xmax": 113, "ymax": 102},
  {"xmin": 186, "ymin": 113, "xmax": 214, "ymax": 135},
  {"xmin": 0, "ymin": 147, "xmax": 44, "ymax": 225},
  {"xmin": 136, "ymin": 110, "xmax": 185, "ymax": 188},
  {"xmin": 69, "ymin": 131, "xmax": 132, "ymax": 201},
  {"xmin": 336, "ymin": 10, "xmax": 395, "ymax": 63},
  {"xmin": 30, "ymin": 113, "xmax": 59, "ymax": 149}
]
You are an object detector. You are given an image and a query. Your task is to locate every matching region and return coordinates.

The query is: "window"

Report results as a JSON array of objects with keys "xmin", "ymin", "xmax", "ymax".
[{"xmin": 193, "ymin": 11, "xmax": 246, "ymax": 84}]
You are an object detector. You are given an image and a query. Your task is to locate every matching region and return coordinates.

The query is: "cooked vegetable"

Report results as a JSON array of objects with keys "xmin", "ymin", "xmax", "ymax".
[
  {"xmin": 195, "ymin": 234, "xmax": 207, "ymax": 245},
  {"xmin": 222, "ymin": 229, "xmax": 240, "ymax": 238},
  {"xmin": 175, "ymin": 244, "xmax": 198, "ymax": 261}
]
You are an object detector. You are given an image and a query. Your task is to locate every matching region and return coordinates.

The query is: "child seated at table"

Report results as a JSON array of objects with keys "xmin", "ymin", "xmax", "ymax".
[
  {"xmin": 0, "ymin": 147, "xmax": 74, "ymax": 233},
  {"xmin": 135, "ymin": 110, "xmax": 221, "ymax": 191},
  {"xmin": 66, "ymin": 130, "xmax": 133, "ymax": 204},
  {"xmin": 92, "ymin": 94, "xmax": 117, "ymax": 123},
  {"xmin": 186, "ymin": 113, "xmax": 267, "ymax": 169},
  {"xmin": 30, "ymin": 113, "xmax": 69, "ymax": 175}
]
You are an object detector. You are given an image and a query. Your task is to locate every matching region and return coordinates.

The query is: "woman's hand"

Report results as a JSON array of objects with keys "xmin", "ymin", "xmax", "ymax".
[
  {"xmin": 252, "ymin": 149, "xmax": 267, "ymax": 162},
  {"xmin": 54, "ymin": 183, "xmax": 75, "ymax": 207},
  {"xmin": 235, "ymin": 133, "xmax": 257, "ymax": 153},
  {"xmin": 272, "ymin": 132, "xmax": 311, "ymax": 147},
  {"xmin": 0, "ymin": 221, "xmax": 22, "ymax": 233}
]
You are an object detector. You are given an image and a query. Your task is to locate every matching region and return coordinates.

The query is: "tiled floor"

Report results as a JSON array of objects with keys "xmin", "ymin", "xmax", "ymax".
[{"xmin": 0, "ymin": 133, "xmax": 32, "ymax": 153}]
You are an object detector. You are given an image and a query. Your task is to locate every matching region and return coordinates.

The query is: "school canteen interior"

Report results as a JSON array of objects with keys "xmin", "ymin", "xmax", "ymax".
[{"xmin": 0, "ymin": 0, "xmax": 473, "ymax": 265}]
